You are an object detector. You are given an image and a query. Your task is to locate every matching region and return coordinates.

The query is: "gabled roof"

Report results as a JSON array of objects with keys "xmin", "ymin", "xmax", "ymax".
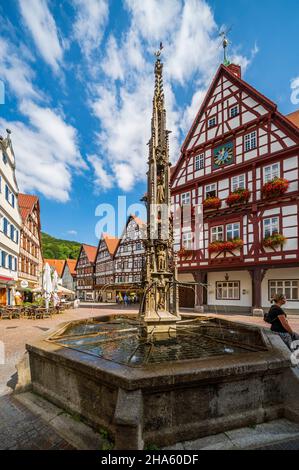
[
  {"xmin": 44, "ymin": 259, "xmax": 65, "ymax": 277},
  {"xmin": 18, "ymin": 193, "xmax": 39, "ymax": 223},
  {"xmin": 130, "ymin": 214, "xmax": 146, "ymax": 228},
  {"xmin": 102, "ymin": 234, "xmax": 119, "ymax": 256},
  {"xmin": 61, "ymin": 259, "xmax": 77, "ymax": 278},
  {"xmin": 171, "ymin": 63, "xmax": 299, "ymax": 184},
  {"xmin": 82, "ymin": 244, "xmax": 97, "ymax": 263},
  {"xmin": 286, "ymin": 110, "xmax": 299, "ymax": 128}
]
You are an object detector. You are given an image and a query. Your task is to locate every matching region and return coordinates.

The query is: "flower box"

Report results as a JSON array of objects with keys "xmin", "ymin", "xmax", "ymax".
[
  {"xmin": 178, "ymin": 247, "xmax": 193, "ymax": 257},
  {"xmin": 203, "ymin": 197, "xmax": 221, "ymax": 210},
  {"xmin": 262, "ymin": 178, "xmax": 289, "ymax": 199},
  {"xmin": 208, "ymin": 238, "xmax": 244, "ymax": 254},
  {"xmin": 226, "ymin": 188, "xmax": 250, "ymax": 206},
  {"xmin": 263, "ymin": 233, "xmax": 286, "ymax": 249}
]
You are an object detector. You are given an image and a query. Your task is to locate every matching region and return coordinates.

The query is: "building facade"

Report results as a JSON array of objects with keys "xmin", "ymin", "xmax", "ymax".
[
  {"xmin": 94, "ymin": 234, "xmax": 119, "ymax": 302},
  {"xmin": 61, "ymin": 259, "xmax": 77, "ymax": 292},
  {"xmin": 18, "ymin": 194, "xmax": 43, "ymax": 294},
  {"xmin": 171, "ymin": 63, "xmax": 299, "ymax": 314},
  {"xmin": 0, "ymin": 130, "xmax": 21, "ymax": 305},
  {"xmin": 75, "ymin": 244, "xmax": 97, "ymax": 301},
  {"xmin": 114, "ymin": 215, "xmax": 146, "ymax": 300}
]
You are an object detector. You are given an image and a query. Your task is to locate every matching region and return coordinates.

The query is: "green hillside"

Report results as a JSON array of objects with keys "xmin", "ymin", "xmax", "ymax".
[{"xmin": 41, "ymin": 232, "xmax": 81, "ymax": 260}]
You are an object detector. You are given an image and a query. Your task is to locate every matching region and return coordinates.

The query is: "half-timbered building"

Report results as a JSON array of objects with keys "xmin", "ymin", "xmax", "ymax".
[
  {"xmin": 171, "ymin": 63, "xmax": 299, "ymax": 314},
  {"xmin": 75, "ymin": 244, "xmax": 97, "ymax": 301},
  {"xmin": 94, "ymin": 234, "xmax": 119, "ymax": 302},
  {"xmin": 114, "ymin": 215, "xmax": 146, "ymax": 300}
]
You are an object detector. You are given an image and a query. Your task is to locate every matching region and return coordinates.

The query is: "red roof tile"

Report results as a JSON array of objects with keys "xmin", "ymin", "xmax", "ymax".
[
  {"xmin": 286, "ymin": 110, "xmax": 299, "ymax": 128},
  {"xmin": 44, "ymin": 259, "xmax": 66, "ymax": 277},
  {"xmin": 82, "ymin": 244, "xmax": 97, "ymax": 263},
  {"xmin": 65, "ymin": 259, "xmax": 77, "ymax": 276},
  {"xmin": 102, "ymin": 234, "xmax": 119, "ymax": 255},
  {"xmin": 18, "ymin": 193, "xmax": 39, "ymax": 222}
]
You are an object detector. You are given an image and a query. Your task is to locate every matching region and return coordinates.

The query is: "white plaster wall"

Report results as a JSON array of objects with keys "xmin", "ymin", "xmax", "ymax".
[
  {"xmin": 262, "ymin": 267, "xmax": 299, "ymax": 310},
  {"xmin": 207, "ymin": 271, "xmax": 252, "ymax": 307}
]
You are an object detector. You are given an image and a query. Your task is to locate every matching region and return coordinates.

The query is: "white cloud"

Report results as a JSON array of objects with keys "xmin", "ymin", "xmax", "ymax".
[
  {"xmin": 0, "ymin": 104, "xmax": 86, "ymax": 202},
  {"xmin": 67, "ymin": 230, "xmax": 78, "ymax": 235},
  {"xmin": 18, "ymin": 0, "xmax": 63, "ymax": 73},
  {"xmin": 73, "ymin": 0, "xmax": 109, "ymax": 58},
  {"xmin": 87, "ymin": 154, "xmax": 114, "ymax": 190},
  {"xmin": 0, "ymin": 38, "xmax": 42, "ymax": 101}
]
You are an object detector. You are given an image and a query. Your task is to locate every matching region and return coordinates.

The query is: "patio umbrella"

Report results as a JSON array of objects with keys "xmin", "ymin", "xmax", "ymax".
[{"xmin": 43, "ymin": 263, "xmax": 53, "ymax": 309}]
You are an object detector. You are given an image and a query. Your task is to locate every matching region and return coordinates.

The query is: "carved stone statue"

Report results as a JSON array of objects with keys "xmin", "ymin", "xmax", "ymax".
[
  {"xmin": 157, "ymin": 246, "xmax": 166, "ymax": 271},
  {"xmin": 157, "ymin": 276, "xmax": 166, "ymax": 310}
]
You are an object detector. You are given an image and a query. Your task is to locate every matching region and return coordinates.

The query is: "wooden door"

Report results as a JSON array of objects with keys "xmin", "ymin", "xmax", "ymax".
[{"xmin": 0, "ymin": 288, "xmax": 6, "ymax": 306}]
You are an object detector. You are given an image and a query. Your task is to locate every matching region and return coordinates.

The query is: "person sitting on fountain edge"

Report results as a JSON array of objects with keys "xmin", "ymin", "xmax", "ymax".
[{"xmin": 265, "ymin": 293, "xmax": 299, "ymax": 350}]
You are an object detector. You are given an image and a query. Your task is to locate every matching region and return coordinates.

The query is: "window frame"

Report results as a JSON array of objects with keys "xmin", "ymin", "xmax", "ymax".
[
  {"xmin": 205, "ymin": 183, "xmax": 217, "ymax": 199},
  {"xmin": 207, "ymin": 114, "xmax": 217, "ymax": 129},
  {"xmin": 231, "ymin": 174, "xmax": 246, "ymax": 192},
  {"xmin": 263, "ymin": 216, "xmax": 280, "ymax": 238},
  {"xmin": 244, "ymin": 130, "xmax": 257, "ymax": 152},
  {"xmin": 263, "ymin": 162, "xmax": 280, "ymax": 183},
  {"xmin": 226, "ymin": 222, "xmax": 240, "ymax": 240},
  {"xmin": 229, "ymin": 104, "xmax": 239, "ymax": 119},
  {"xmin": 210, "ymin": 225, "xmax": 224, "ymax": 242},
  {"xmin": 195, "ymin": 153, "xmax": 204, "ymax": 171},
  {"xmin": 268, "ymin": 279, "xmax": 299, "ymax": 302},
  {"xmin": 181, "ymin": 192, "xmax": 191, "ymax": 206},
  {"xmin": 216, "ymin": 281, "xmax": 241, "ymax": 300}
]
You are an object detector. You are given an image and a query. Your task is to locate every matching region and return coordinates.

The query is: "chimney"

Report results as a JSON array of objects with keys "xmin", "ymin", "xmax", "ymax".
[{"xmin": 227, "ymin": 63, "xmax": 241, "ymax": 79}]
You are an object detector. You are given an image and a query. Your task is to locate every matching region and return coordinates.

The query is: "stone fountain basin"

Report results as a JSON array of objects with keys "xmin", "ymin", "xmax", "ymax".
[{"xmin": 26, "ymin": 315, "xmax": 293, "ymax": 449}]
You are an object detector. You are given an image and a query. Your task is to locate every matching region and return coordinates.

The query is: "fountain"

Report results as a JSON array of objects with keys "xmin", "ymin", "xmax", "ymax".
[{"xmin": 25, "ymin": 48, "xmax": 299, "ymax": 450}]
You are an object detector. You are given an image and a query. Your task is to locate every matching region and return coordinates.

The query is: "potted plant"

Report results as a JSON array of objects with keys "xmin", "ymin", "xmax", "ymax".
[
  {"xmin": 226, "ymin": 188, "xmax": 250, "ymax": 206},
  {"xmin": 203, "ymin": 196, "xmax": 221, "ymax": 210},
  {"xmin": 262, "ymin": 178, "xmax": 289, "ymax": 199},
  {"xmin": 263, "ymin": 232, "xmax": 286, "ymax": 249},
  {"xmin": 208, "ymin": 238, "xmax": 244, "ymax": 254}
]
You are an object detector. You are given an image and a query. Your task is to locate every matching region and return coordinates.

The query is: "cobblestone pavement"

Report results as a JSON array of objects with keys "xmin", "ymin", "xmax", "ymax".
[{"xmin": 0, "ymin": 395, "xmax": 74, "ymax": 450}]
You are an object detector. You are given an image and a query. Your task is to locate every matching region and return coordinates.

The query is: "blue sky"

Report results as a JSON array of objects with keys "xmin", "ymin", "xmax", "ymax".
[{"xmin": 0, "ymin": 0, "xmax": 298, "ymax": 246}]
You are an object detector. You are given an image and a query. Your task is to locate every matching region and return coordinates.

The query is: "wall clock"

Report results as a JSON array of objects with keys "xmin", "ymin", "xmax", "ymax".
[{"xmin": 213, "ymin": 141, "xmax": 234, "ymax": 169}]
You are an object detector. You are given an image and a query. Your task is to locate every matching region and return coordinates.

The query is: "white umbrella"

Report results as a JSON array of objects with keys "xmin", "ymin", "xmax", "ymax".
[
  {"xmin": 43, "ymin": 263, "xmax": 53, "ymax": 309},
  {"xmin": 52, "ymin": 270, "xmax": 59, "ymax": 293}
]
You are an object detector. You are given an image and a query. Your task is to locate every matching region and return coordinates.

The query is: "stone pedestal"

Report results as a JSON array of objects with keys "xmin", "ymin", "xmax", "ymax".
[{"xmin": 143, "ymin": 310, "xmax": 181, "ymax": 337}]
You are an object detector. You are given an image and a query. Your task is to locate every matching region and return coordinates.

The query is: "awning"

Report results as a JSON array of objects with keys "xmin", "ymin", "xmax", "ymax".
[{"xmin": 0, "ymin": 276, "xmax": 15, "ymax": 285}]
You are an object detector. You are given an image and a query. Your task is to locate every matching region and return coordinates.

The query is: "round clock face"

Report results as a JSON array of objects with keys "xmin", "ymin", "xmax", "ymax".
[{"xmin": 214, "ymin": 142, "xmax": 233, "ymax": 168}]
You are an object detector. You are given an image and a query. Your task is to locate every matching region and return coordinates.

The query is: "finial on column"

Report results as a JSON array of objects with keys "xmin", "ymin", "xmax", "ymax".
[{"xmin": 154, "ymin": 42, "xmax": 163, "ymax": 58}]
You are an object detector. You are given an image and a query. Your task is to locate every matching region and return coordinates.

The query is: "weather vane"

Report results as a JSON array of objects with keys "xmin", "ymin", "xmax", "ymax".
[
  {"xmin": 219, "ymin": 26, "xmax": 232, "ymax": 66},
  {"xmin": 154, "ymin": 42, "xmax": 163, "ymax": 58}
]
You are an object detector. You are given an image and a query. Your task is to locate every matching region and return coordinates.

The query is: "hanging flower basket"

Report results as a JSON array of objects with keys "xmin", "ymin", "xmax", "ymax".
[
  {"xmin": 203, "ymin": 197, "xmax": 221, "ymax": 210},
  {"xmin": 208, "ymin": 238, "xmax": 244, "ymax": 254},
  {"xmin": 226, "ymin": 188, "xmax": 250, "ymax": 206},
  {"xmin": 262, "ymin": 178, "xmax": 289, "ymax": 199},
  {"xmin": 263, "ymin": 233, "xmax": 286, "ymax": 249}
]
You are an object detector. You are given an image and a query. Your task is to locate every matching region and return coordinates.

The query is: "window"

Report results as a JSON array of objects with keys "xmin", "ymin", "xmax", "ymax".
[
  {"xmin": 230, "ymin": 105, "xmax": 239, "ymax": 118},
  {"xmin": 5, "ymin": 185, "xmax": 15, "ymax": 207},
  {"xmin": 205, "ymin": 183, "xmax": 216, "ymax": 198},
  {"xmin": 195, "ymin": 154, "xmax": 204, "ymax": 171},
  {"xmin": 264, "ymin": 217, "xmax": 279, "ymax": 237},
  {"xmin": 182, "ymin": 232, "xmax": 193, "ymax": 249},
  {"xmin": 226, "ymin": 223, "xmax": 240, "ymax": 240},
  {"xmin": 244, "ymin": 131, "xmax": 257, "ymax": 151},
  {"xmin": 181, "ymin": 192, "xmax": 191, "ymax": 205},
  {"xmin": 216, "ymin": 281, "xmax": 240, "ymax": 300},
  {"xmin": 208, "ymin": 116, "xmax": 217, "ymax": 128},
  {"xmin": 232, "ymin": 174, "xmax": 245, "ymax": 191},
  {"xmin": 264, "ymin": 163, "xmax": 280, "ymax": 183},
  {"xmin": 211, "ymin": 226, "xmax": 223, "ymax": 242},
  {"xmin": 269, "ymin": 280, "xmax": 299, "ymax": 301}
]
